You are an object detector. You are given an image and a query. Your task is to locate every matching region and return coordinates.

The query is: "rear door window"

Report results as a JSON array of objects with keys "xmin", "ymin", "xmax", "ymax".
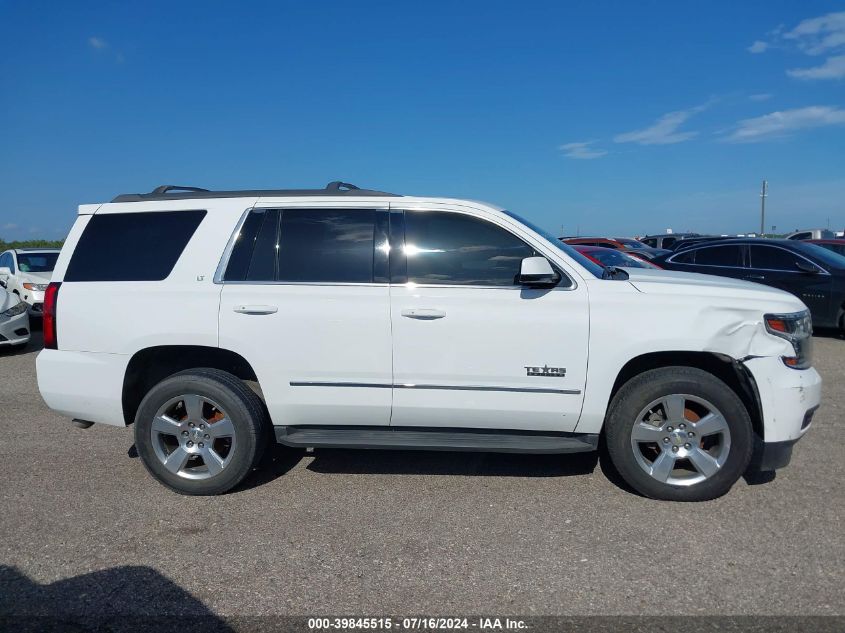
[
  {"xmin": 277, "ymin": 209, "xmax": 375, "ymax": 283},
  {"xmin": 64, "ymin": 210, "xmax": 206, "ymax": 282},
  {"xmin": 224, "ymin": 208, "xmax": 377, "ymax": 283},
  {"xmin": 692, "ymin": 245, "xmax": 743, "ymax": 267}
]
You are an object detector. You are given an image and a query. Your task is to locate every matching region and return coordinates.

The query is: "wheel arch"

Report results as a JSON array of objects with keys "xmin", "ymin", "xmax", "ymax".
[
  {"xmin": 607, "ymin": 351, "xmax": 765, "ymax": 441},
  {"xmin": 122, "ymin": 345, "xmax": 260, "ymax": 425}
]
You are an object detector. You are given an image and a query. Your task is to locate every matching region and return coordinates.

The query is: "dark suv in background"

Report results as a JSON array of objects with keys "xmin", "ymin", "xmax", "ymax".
[{"xmin": 655, "ymin": 239, "xmax": 845, "ymax": 332}]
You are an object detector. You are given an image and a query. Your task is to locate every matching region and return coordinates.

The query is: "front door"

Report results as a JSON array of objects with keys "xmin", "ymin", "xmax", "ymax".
[
  {"xmin": 218, "ymin": 205, "xmax": 393, "ymax": 427},
  {"xmin": 388, "ymin": 208, "xmax": 589, "ymax": 432},
  {"xmin": 747, "ymin": 244, "xmax": 831, "ymax": 321}
]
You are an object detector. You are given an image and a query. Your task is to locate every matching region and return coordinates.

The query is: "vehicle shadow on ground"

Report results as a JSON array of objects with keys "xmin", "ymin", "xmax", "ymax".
[
  {"xmin": 0, "ymin": 564, "xmax": 231, "ymax": 632},
  {"xmin": 813, "ymin": 327, "xmax": 844, "ymax": 341},
  {"xmin": 303, "ymin": 447, "xmax": 599, "ymax": 478}
]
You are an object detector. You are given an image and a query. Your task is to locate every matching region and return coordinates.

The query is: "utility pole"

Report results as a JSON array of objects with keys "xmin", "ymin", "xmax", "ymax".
[{"xmin": 760, "ymin": 179, "xmax": 768, "ymax": 236}]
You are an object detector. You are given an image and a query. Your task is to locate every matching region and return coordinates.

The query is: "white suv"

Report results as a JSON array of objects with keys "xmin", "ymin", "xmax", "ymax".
[
  {"xmin": 36, "ymin": 182, "xmax": 822, "ymax": 500},
  {"xmin": 0, "ymin": 248, "xmax": 60, "ymax": 316}
]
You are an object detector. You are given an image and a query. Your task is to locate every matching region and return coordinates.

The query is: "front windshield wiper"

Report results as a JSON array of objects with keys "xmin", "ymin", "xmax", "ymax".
[{"xmin": 601, "ymin": 266, "xmax": 630, "ymax": 280}]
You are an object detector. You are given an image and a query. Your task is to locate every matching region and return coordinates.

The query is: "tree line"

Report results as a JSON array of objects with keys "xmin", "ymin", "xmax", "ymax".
[{"xmin": 0, "ymin": 238, "xmax": 65, "ymax": 251}]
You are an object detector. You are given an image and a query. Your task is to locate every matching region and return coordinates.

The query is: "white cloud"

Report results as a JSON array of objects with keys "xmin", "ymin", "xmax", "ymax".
[
  {"xmin": 787, "ymin": 54, "xmax": 845, "ymax": 79},
  {"xmin": 559, "ymin": 141, "xmax": 607, "ymax": 159},
  {"xmin": 722, "ymin": 105, "xmax": 845, "ymax": 143},
  {"xmin": 613, "ymin": 102, "xmax": 710, "ymax": 145},
  {"xmin": 2, "ymin": 223, "xmax": 19, "ymax": 231},
  {"xmin": 783, "ymin": 11, "xmax": 845, "ymax": 55},
  {"xmin": 88, "ymin": 36, "xmax": 109, "ymax": 50},
  {"xmin": 749, "ymin": 93, "xmax": 773, "ymax": 101},
  {"xmin": 748, "ymin": 40, "xmax": 769, "ymax": 54}
]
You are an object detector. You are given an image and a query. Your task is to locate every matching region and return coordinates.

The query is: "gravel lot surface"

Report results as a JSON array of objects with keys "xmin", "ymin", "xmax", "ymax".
[{"xmin": 1, "ymin": 330, "xmax": 843, "ymax": 621}]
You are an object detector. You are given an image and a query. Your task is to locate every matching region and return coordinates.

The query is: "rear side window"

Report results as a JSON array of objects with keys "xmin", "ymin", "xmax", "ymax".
[
  {"xmin": 671, "ymin": 249, "xmax": 696, "ymax": 264},
  {"xmin": 404, "ymin": 211, "xmax": 537, "ymax": 286},
  {"xmin": 224, "ymin": 208, "xmax": 376, "ymax": 283},
  {"xmin": 692, "ymin": 245, "xmax": 743, "ymax": 267},
  {"xmin": 65, "ymin": 210, "xmax": 206, "ymax": 282}
]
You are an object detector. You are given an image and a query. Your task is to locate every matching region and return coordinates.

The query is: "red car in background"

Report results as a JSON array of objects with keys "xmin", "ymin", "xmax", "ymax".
[
  {"xmin": 562, "ymin": 236, "xmax": 669, "ymax": 260},
  {"xmin": 572, "ymin": 245, "xmax": 662, "ymax": 269},
  {"xmin": 808, "ymin": 239, "xmax": 845, "ymax": 258}
]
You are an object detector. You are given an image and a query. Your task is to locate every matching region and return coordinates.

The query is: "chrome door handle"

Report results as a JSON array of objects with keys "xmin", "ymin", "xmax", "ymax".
[
  {"xmin": 401, "ymin": 308, "xmax": 446, "ymax": 319},
  {"xmin": 744, "ymin": 274, "xmax": 765, "ymax": 281},
  {"xmin": 233, "ymin": 305, "xmax": 278, "ymax": 315}
]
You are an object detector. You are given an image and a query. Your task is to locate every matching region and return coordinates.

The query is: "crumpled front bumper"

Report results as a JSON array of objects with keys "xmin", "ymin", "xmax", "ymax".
[{"xmin": 742, "ymin": 355, "xmax": 821, "ymax": 470}]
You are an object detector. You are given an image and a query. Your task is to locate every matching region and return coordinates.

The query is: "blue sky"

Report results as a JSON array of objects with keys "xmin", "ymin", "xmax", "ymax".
[{"xmin": 1, "ymin": 0, "xmax": 843, "ymax": 240}]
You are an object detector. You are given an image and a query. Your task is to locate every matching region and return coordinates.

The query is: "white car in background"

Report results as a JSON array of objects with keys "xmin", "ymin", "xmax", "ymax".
[
  {"xmin": 0, "ymin": 249, "xmax": 60, "ymax": 317},
  {"xmin": 0, "ymin": 286, "xmax": 30, "ymax": 350}
]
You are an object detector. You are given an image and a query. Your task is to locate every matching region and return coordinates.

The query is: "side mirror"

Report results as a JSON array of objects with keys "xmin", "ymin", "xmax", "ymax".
[
  {"xmin": 795, "ymin": 260, "xmax": 821, "ymax": 274},
  {"xmin": 518, "ymin": 257, "xmax": 559, "ymax": 287}
]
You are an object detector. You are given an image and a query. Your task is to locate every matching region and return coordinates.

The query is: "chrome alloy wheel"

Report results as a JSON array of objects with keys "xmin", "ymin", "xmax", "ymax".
[
  {"xmin": 630, "ymin": 394, "xmax": 731, "ymax": 487},
  {"xmin": 150, "ymin": 394, "xmax": 236, "ymax": 480}
]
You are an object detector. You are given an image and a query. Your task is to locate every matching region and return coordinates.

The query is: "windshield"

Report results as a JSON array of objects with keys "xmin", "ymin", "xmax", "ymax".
[
  {"xmin": 585, "ymin": 248, "xmax": 658, "ymax": 269},
  {"xmin": 501, "ymin": 210, "xmax": 606, "ymax": 279},
  {"xmin": 17, "ymin": 252, "xmax": 59, "ymax": 273},
  {"xmin": 615, "ymin": 238, "xmax": 646, "ymax": 249},
  {"xmin": 795, "ymin": 242, "xmax": 845, "ymax": 269}
]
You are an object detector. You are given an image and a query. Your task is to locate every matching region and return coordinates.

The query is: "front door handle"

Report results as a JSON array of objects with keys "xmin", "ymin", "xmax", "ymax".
[
  {"xmin": 233, "ymin": 305, "xmax": 278, "ymax": 315},
  {"xmin": 401, "ymin": 308, "xmax": 446, "ymax": 319},
  {"xmin": 744, "ymin": 274, "xmax": 765, "ymax": 281}
]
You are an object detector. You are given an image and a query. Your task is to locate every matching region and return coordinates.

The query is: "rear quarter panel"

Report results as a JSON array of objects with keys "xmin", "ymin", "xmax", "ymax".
[{"xmin": 53, "ymin": 199, "xmax": 252, "ymax": 355}]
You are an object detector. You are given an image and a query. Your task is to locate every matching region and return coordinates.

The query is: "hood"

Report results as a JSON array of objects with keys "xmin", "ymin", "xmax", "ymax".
[
  {"xmin": 19, "ymin": 271, "xmax": 52, "ymax": 283},
  {"xmin": 624, "ymin": 268, "xmax": 805, "ymax": 308},
  {"xmin": 0, "ymin": 288, "xmax": 20, "ymax": 312},
  {"xmin": 612, "ymin": 268, "xmax": 807, "ymax": 360}
]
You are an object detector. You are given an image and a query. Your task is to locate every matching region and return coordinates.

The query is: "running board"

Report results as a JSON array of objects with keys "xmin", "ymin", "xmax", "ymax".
[{"xmin": 274, "ymin": 426, "xmax": 599, "ymax": 454}]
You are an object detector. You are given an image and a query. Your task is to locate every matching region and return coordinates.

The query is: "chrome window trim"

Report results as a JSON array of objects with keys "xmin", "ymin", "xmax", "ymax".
[
  {"xmin": 215, "ymin": 206, "xmax": 580, "ymax": 290},
  {"xmin": 748, "ymin": 244, "xmax": 830, "ymax": 276},
  {"xmin": 214, "ymin": 206, "xmax": 254, "ymax": 284},
  {"xmin": 665, "ymin": 244, "xmax": 745, "ymax": 269},
  {"xmin": 666, "ymin": 243, "xmax": 830, "ymax": 276},
  {"xmin": 290, "ymin": 381, "xmax": 581, "ymax": 395}
]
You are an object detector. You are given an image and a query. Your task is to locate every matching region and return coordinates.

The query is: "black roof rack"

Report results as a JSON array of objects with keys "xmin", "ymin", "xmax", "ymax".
[{"xmin": 111, "ymin": 181, "xmax": 400, "ymax": 203}]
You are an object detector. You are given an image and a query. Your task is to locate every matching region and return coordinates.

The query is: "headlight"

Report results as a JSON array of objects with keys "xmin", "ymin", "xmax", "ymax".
[
  {"xmin": 765, "ymin": 311, "xmax": 813, "ymax": 369},
  {"xmin": 1, "ymin": 302, "xmax": 27, "ymax": 317},
  {"xmin": 23, "ymin": 283, "xmax": 48, "ymax": 292}
]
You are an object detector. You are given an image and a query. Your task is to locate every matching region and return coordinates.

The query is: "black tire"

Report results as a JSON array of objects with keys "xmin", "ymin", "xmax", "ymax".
[
  {"xmin": 605, "ymin": 367, "xmax": 753, "ymax": 502},
  {"xmin": 134, "ymin": 368, "xmax": 269, "ymax": 495}
]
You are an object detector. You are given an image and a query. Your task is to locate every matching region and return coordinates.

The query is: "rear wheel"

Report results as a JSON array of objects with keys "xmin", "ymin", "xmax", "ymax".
[
  {"xmin": 134, "ymin": 368, "xmax": 268, "ymax": 495},
  {"xmin": 605, "ymin": 367, "xmax": 753, "ymax": 501}
]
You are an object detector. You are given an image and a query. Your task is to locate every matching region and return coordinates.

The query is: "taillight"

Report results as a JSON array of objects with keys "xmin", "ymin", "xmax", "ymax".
[{"xmin": 43, "ymin": 282, "xmax": 61, "ymax": 350}]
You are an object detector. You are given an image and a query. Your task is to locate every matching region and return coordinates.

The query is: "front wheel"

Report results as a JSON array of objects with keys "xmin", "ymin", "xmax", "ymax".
[
  {"xmin": 134, "ymin": 368, "xmax": 268, "ymax": 495},
  {"xmin": 605, "ymin": 367, "xmax": 753, "ymax": 501}
]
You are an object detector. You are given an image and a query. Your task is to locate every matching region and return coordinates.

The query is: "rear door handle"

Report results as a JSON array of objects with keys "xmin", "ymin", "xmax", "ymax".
[
  {"xmin": 401, "ymin": 308, "xmax": 446, "ymax": 319},
  {"xmin": 233, "ymin": 305, "xmax": 278, "ymax": 315}
]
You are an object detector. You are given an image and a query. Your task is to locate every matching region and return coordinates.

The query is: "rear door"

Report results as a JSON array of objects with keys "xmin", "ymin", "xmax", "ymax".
[
  {"xmin": 668, "ymin": 244, "xmax": 747, "ymax": 280},
  {"xmin": 218, "ymin": 204, "xmax": 393, "ymax": 427},
  {"xmin": 747, "ymin": 244, "xmax": 831, "ymax": 318},
  {"xmin": 388, "ymin": 207, "xmax": 589, "ymax": 432}
]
